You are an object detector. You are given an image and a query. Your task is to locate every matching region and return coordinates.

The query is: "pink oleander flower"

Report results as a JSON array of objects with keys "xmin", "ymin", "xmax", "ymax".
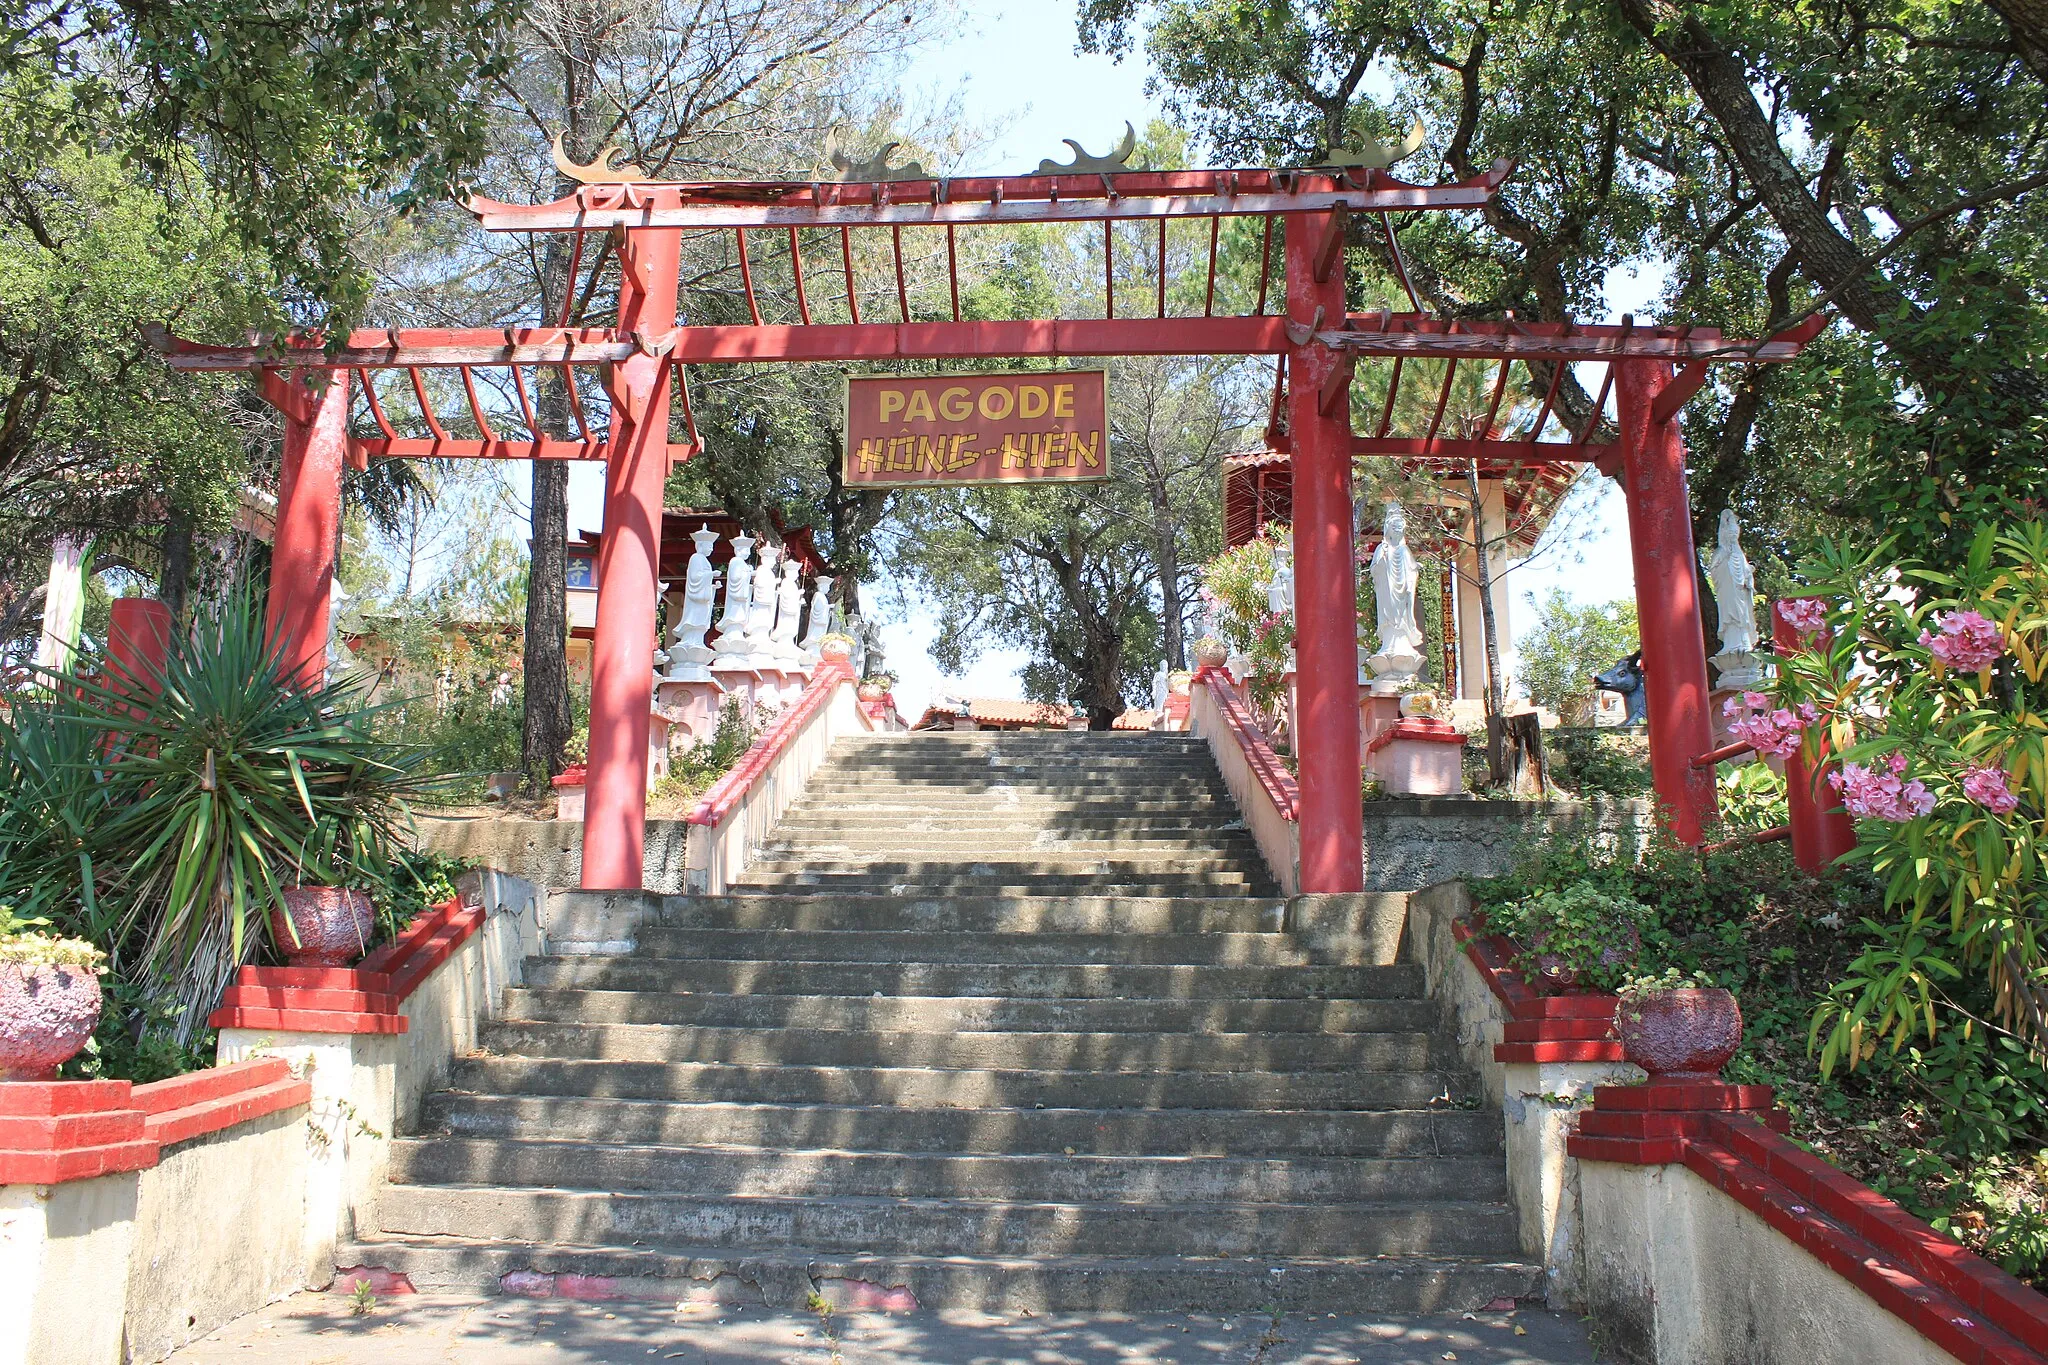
[
  {"xmin": 1723, "ymin": 691, "xmax": 1807, "ymax": 759},
  {"xmin": 1918, "ymin": 609, "xmax": 2004, "ymax": 672},
  {"xmin": 1831, "ymin": 756, "xmax": 1937, "ymax": 822},
  {"xmin": 1961, "ymin": 764, "xmax": 2020, "ymax": 816},
  {"xmin": 1778, "ymin": 599, "xmax": 1828, "ymax": 633}
]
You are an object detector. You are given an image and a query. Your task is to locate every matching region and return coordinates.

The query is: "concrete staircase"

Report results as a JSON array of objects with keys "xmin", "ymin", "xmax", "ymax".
[{"xmin": 347, "ymin": 730, "xmax": 1541, "ymax": 1311}]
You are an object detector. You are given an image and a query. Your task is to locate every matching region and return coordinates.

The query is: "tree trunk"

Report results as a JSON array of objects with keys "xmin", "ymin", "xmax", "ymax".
[
  {"xmin": 160, "ymin": 505, "xmax": 193, "ymax": 628},
  {"xmin": 522, "ymin": 458, "xmax": 573, "ymax": 793},
  {"xmin": 1983, "ymin": 0, "xmax": 2048, "ymax": 82},
  {"xmin": 521, "ymin": 47, "xmax": 598, "ymax": 795}
]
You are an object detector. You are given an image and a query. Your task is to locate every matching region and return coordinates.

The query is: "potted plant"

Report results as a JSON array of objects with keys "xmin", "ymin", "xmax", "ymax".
[
  {"xmin": 1616, "ymin": 968, "xmax": 1743, "ymax": 1079},
  {"xmin": 1192, "ymin": 636, "xmax": 1229, "ymax": 669},
  {"xmin": 1492, "ymin": 882, "xmax": 1647, "ymax": 992},
  {"xmin": 858, "ymin": 672, "xmax": 895, "ymax": 701},
  {"xmin": 818, "ymin": 632, "xmax": 857, "ymax": 665},
  {"xmin": 0, "ymin": 905, "xmax": 107, "ymax": 1081},
  {"xmin": 554, "ymin": 724, "xmax": 589, "ymax": 819}
]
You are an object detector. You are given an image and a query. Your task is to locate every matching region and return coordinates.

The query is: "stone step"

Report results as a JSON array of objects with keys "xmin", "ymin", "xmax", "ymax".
[
  {"xmin": 733, "ymin": 873, "xmax": 1269, "ymax": 896},
  {"xmin": 337, "ymin": 1236, "xmax": 1544, "ymax": 1313},
  {"xmin": 446, "ymin": 1056, "xmax": 1462, "ymax": 1109},
  {"xmin": 741, "ymin": 854, "xmax": 1258, "ymax": 877},
  {"xmin": 650, "ymin": 894, "xmax": 1287, "ymax": 935},
  {"xmin": 626, "ymin": 927, "xmax": 1314, "ymax": 966},
  {"xmin": 770, "ymin": 814, "xmax": 1251, "ymax": 835},
  {"xmin": 497, "ymin": 989, "xmax": 1433, "ymax": 1034},
  {"xmin": 821, "ymin": 754, "xmax": 1220, "ymax": 772},
  {"xmin": 785, "ymin": 791, "xmax": 1233, "ymax": 810},
  {"xmin": 521, "ymin": 956, "xmax": 1425, "ymax": 1000},
  {"xmin": 758, "ymin": 833, "xmax": 1266, "ymax": 857},
  {"xmin": 476, "ymin": 1020, "xmax": 1441, "ymax": 1072},
  {"xmin": 798, "ymin": 778, "xmax": 1225, "ymax": 797},
  {"xmin": 386, "ymin": 1137, "xmax": 1508, "ymax": 1204},
  {"xmin": 372, "ymin": 1185, "xmax": 1522, "ymax": 1261},
  {"xmin": 416, "ymin": 1095, "xmax": 1499, "ymax": 1157}
]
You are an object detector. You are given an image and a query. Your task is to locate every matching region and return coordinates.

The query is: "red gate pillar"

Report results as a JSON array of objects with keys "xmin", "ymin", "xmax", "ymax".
[
  {"xmin": 1284, "ymin": 208, "xmax": 1365, "ymax": 893},
  {"xmin": 1774, "ymin": 598, "xmax": 1858, "ymax": 873},
  {"xmin": 1614, "ymin": 360, "xmax": 1717, "ymax": 843},
  {"xmin": 581, "ymin": 227, "xmax": 683, "ymax": 891},
  {"xmin": 107, "ymin": 597, "xmax": 172, "ymax": 697},
  {"xmin": 268, "ymin": 370, "xmax": 349, "ymax": 688}
]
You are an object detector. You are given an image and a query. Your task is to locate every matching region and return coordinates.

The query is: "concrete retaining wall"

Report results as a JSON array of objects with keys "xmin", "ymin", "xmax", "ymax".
[
  {"xmin": 124, "ymin": 1106, "xmax": 311, "ymax": 1363},
  {"xmin": 416, "ymin": 816, "xmax": 692, "ymax": 894},
  {"xmin": 1408, "ymin": 880, "xmax": 1639, "ymax": 1303},
  {"xmin": 1579, "ymin": 1160, "xmax": 1958, "ymax": 1365},
  {"xmin": 1362, "ymin": 798, "xmax": 1650, "ymax": 890}
]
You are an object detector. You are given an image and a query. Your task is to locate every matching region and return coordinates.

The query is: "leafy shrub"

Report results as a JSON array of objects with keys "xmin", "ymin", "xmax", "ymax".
[
  {"xmin": 1547, "ymin": 729, "xmax": 1653, "ymax": 796},
  {"xmin": 0, "ymin": 587, "xmax": 450, "ymax": 1053},
  {"xmin": 1766, "ymin": 522, "xmax": 2047, "ymax": 1072},
  {"xmin": 1484, "ymin": 881, "xmax": 1652, "ymax": 992}
]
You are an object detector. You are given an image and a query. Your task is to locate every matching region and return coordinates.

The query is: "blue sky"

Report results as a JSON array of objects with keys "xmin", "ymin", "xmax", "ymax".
[{"xmin": 562, "ymin": 0, "xmax": 1646, "ymax": 720}]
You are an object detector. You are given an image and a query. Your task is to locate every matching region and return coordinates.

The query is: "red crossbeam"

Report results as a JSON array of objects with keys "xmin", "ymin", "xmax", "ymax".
[{"xmin": 465, "ymin": 163, "xmax": 1511, "ymax": 232}]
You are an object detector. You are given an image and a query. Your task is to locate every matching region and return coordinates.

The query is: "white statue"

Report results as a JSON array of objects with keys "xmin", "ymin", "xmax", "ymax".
[
  {"xmin": 1709, "ymin": 508, "xmax": 1766, "ymax": 687},
  {"xmin": 711, "ymin": 533, "xmax": 757, "ymax": 664},
  {"xmin": 744, "ymin": 542, "xmax": 782, "ymax": 663},
  {"xmin": 665, "ymin": 528, "xmax": 721, "ymax": 681},
  {"xmin": 1266, "ymin": 536, "xmax": 1294, "ymax": 618},
  {"xmin": 1151, "ymin": 660, "xmax": 1169, "ymax": 710},
  {"xmin": 769, "ymin": 559, "xmax": 806, "ymax": 660},
  {"xmin": 798, "ymin": 576, "xmax": 836, "ymax": 659},
  {"xmin": 1368, "ymin": 503, "xmax": 1427, "ymax": 691}
]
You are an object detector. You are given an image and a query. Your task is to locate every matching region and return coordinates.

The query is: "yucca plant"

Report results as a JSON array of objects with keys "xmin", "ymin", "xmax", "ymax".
[
  {"xmin": 0, "ymin": 688, "xmax": 133, "ymax": 954},
  {"xmin": 31, "ymin": 587, "xmax": 447, "ymax": 1038}
]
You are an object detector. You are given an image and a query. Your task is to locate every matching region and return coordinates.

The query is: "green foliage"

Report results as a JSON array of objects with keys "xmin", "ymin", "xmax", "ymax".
[
  {"xmin": 1547, "ymin": 730, "xmax": 1654, "ymax": 797},
  {"xmin": 1485, "ymin": 881, "xmax": 1652, "ymax": 993},
  {"xmin": 0, "ymin": 588, "xmax": 449, "ymax": 1055},
  {"xmin": 0, "ymin": 144, "xmax": 263, "ymax": 593},
  {"xmin": 0, "ymin": 0, "xmax": 515, "ymax": 314},
  {"xmin": 1520, "ymin": 592, "xmax": 1639, "ymax": 724},
  {"xmin": 1717, "ymin": 761, "xmax": 1791, "ymax": 833},
  {"xmin": 1768, "ymin": 522, "xmax": 2048, "ymax": 1071},
  {"xmin": 652, "ymin": 697, "xmax": 761, "ymax": 810},
  {"xmin": 1077, "ymin": 0, "xmax": 2048, "ymax": 563},
  {"xmin": 1476, "ymin": 820, "xmax": 2048, "ymax": 1284},
  {"xmin": 0, "ymin": 932, "xmax": 105, "ymax": 969}
]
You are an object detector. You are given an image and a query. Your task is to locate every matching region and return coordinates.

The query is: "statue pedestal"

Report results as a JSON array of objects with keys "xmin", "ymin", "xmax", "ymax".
[
  {"xmin": 1365, "ymin": 717, "xmax": 1468, "ymax": 796},
  {"xmin": 1711, "ymin": 650, "xmax": 1767, "ymax": 690},
  {"xmin": 1360, "ymin": 692, "xmax": 1403, "ymax": 752}
]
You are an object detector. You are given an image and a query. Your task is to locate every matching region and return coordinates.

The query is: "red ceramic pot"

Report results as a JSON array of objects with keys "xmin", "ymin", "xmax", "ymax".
[
  {"xmin": 270, "ymin": 886, "xmax": 376, "ymax": 967},
  {"xmin": 1617, "ymin": 987, "xmax": 1743, "ymax": 1079},
  {"xmin": 0, "ymin": 963, "xmax": 103, "ymax": 1081},
  {"xmin": 857, "ymin": 682, "xmax": 887, "ymax": 701}
]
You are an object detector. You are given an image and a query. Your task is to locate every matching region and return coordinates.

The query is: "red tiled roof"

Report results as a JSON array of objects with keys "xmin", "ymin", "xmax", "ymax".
[
  {"xmin": 1112, "ymin": 708, "xmax": 1158, "ymax": 731},
  {"xmin": 968, "ymin": 698, "xmax": 1074, "ymax": 726}
]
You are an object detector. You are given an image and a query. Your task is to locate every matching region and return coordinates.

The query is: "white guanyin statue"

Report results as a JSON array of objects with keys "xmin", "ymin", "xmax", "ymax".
[
  {"xmin": 711, "ymin": 532, "xmax": 757, "ymax": 664},
  {"xmin": 769, "ymin": 559, "xmax": 806, "ymax": 660},
  {"xmin": 1367, "ymin": 503, "xmax": 1427, "ymax": 691},
  {"xmin": 664, "ymin": 528, "xmax": 721, "ymax": 680},
  {"xmin": 1709, "ymin": 508, "xmax": 1766, "ymax": 687},
  {"xmin": 798, "ymin": 575, "xmax": 836, "ymax": 660},
  {"xmin": 744, "ymin": 542, "xmax": 782, "ymax": 663},
  {"xmin": 1266, "ymin": 536, "xmax": 1294, "ymax": 618}
]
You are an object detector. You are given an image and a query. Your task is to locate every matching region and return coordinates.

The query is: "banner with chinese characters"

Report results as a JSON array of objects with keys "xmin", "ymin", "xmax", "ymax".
[{"xmin": 842, "ymin": 370, "xmax": 1110, "ymax": 487}]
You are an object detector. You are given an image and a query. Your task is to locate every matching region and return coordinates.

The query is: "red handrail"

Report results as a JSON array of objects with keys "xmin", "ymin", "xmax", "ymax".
[
  {"xmin": 686, "ymin": 661, "xmax": 853, "ymax": 827},
  {"xmin": 1193, "ymin": 666, "xmax": 1299, "ymax": 821}
]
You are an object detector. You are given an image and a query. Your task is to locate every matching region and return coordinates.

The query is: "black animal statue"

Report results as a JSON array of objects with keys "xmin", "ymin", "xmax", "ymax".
[{"xmin": 1592, "ymin": 651, "xmax": 1648, "ymax": 726}]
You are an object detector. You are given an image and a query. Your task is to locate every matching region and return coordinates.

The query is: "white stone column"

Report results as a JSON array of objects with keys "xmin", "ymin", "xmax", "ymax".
[
  {"xmin": 1454, "ymin": 482, "xmax": 1515, "ymax": 700},
  {"xmin": 32, "ymin": 533, "xmax": 89, "ymax": 674}
]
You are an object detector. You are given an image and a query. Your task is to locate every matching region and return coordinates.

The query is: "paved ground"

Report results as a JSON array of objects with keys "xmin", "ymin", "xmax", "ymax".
[{"xmin": 164, "ymin": 1293, "xmax": 1598, "ymax": 1364}]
